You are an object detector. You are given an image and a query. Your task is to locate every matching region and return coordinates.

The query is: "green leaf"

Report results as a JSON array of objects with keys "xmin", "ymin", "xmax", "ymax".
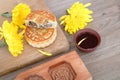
[
  {"xmin": 1, "ymin": 12, "xmax": 12, "ymax": 18},
  {"xmin": 0, "ymin": 39, "xmax": 7, "ymax": 47}
]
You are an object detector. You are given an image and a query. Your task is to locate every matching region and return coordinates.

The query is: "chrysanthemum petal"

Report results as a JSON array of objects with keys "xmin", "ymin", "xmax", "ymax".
[
  {"xmin": 59, "ymin": 2, "xmax": 93, "ymax": 34},
  {"xmin": 12, "ymin": 3, "xmax": 31, "ymax": 29},
  {"xmin": 2, "ymin": 20, "xmax": 24, "ymax": 57},
  {"xmin": 84, "ymin": 3, "xmax": 91, "ymax": 7}
]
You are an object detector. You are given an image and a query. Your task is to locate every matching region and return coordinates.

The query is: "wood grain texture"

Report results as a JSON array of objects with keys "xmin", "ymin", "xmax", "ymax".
[
  {"xmin": 15, "ymin": 51, "xmax": 92, "ymax": 80},
  {"xmin": 1, "ymin": 0, "xmax": 120, "ymax": 80},
  {"xmin": 0, "ymin": 0, "xmax": 69, "ymax": 76}
]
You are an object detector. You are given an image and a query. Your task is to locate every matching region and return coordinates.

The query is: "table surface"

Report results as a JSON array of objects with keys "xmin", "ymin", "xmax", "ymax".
[{"xmin": 1, "ymin": 0, "xmax": 120, "ymax": 80}]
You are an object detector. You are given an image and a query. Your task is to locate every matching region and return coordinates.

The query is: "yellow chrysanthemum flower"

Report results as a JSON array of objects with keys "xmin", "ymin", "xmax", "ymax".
[
  {"xmin": 12, "ymin": 3, "xmax": 31, "ymax": 29},
  {"xmin": 60, "ymin": 2, "xmax": 93, "ymax": 34},
  {"xmin": 1, "ymin": 20, "xmax": 24, "ymax": 57},
  {"xmin": 0, "ymin": 3, "xmax": 31, "ymax": 57},
  {"xmin": 0, "ymin": 27, "xmax": 3, "ymax": 40}
]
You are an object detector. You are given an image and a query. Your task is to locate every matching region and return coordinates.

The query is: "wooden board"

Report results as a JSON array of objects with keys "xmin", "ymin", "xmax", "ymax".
[
  {"xmin": 15, "ymin": 51, "xmax": 92, "ymax": 80},
  {"xmin": 0, "ymin": 0, "xmax": 69, "ymax": 76}
]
